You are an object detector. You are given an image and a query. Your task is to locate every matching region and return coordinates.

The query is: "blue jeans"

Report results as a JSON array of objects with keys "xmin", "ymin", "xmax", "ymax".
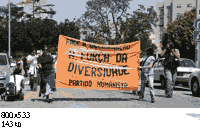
[
  {"xmin": 139, "ymin": 72, "xmax": 155, "ymax": 100},
  {"xmin": 164, "ymin": 68, "xmax": 177, "ymax": 97},
  {"xmin": 147, "ymin": 74, "xmax": 155, "ymax": 99}
]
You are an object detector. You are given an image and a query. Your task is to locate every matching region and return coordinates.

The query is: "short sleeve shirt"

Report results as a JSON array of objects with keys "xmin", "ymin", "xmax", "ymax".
[
  {"xmin": 170, "ymin": 49, "xmax": 180, "ymax": 57},
  {"xmin": 27, "ymin": 55, "xmax": 38, "ymax": 76},
  {"xmin": 143, "ymin": 56, "xmax": 155, "ymax": 75}
]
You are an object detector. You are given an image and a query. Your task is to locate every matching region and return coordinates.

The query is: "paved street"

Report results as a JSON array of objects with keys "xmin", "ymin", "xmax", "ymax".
[{"xmin": 0, "ymin": 77, "xmax": 200, "ymax": 108}]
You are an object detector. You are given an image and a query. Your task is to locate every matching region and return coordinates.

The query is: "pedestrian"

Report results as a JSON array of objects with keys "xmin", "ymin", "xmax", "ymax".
[
  {"xmin": 10, "ymin": 59, "xmax": 25, "ymax": 94},
  {"xmin": 27, "ymin": 49, "xmax": 38, "ymax": 91},
  {"xmin": 23, "ymin": 54, "xmax": 29, "ymax": 78},
  {"xmin": 161, "ymin": 42, "xmax": 181, "ymax": 98},
  {"xmin": 37, "ymin": 51, "xmax": 42, "ymax": 85},
  {"xmin": 16, "ymin": 57, "xmax": 24, "ymax": 73},
  {"xmin": 139, "ymin": 47, "xmax": 156, "ymax": 103},
  {"xmin": 38, "ymin": 45, "xmax": 56, "ymax": 99}
]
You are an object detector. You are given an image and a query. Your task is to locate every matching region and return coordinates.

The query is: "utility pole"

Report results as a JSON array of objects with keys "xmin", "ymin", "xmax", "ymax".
[
  {"xmin": 8, "ymin": 0, "xmax": 10, "ymax": 57},
  {"xmin": 196, "ymin": 0, "xmax": 200, "ymax": 68},
  {"xmin": 33, "ymin": 0, "xmax": 34, "ymax": 18}
]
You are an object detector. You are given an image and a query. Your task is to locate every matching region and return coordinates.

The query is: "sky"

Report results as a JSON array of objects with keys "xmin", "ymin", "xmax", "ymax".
[{"xmin": 1, "ymin": 0, "xmax": 163, "ymax": 24}]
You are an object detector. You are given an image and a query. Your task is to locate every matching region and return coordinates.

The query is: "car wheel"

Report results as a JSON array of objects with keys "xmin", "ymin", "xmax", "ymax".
[
  {"xmin": 160, "ymin": 77, "xmax": 166, "ymax": 89},
  {"xmin": 191, "ymin": 79, "xmax": 200, "ymax": 97}
]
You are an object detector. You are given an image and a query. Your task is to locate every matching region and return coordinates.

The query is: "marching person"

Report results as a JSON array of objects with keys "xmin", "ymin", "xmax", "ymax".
[
  {"xmin": 38, "ymin": 45, "xmax": 56, "ymax": 100},
  {"xmin": 139, "ymin": 47, "xmax": 156, "ymax": 103},
  {"xmin": 10, "ymin": 59, "xmax": 25, "ymax": 95},
  {"xmin": 23, "ymin": 54, "xmax": 29, "ymax": 78},
  {"xmin": 37, "ymin": 51, "xmax": 42, "ymax": 85},
  {"xmin": 27, "ymin": 49, "xmax": 38, "ymax": 91},
  {"xmin": 161, "ymin": 42, "xmax": 181, "ymax": 98}
]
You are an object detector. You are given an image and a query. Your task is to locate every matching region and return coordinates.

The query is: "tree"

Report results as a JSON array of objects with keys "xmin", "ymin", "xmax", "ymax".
[
  {"xmin": 0, "ymin": 3, "xmax": 26, "ymax": 27},
  {"xmin": 76, "ymin": 0, "xmax": 132, "ymax": 44},
  {"xmin": 161, "ymin": 8, "xmax": 196, "ymax": 61},
  {"xmin": 120, "ymin": 5, "xmax": 158, "ymax": 55},
  {"xmin": 32, "ymin": 0, "xmax": 56, "ymax": 19},
  {"xmin": 58, "ymin": 19, "xmax": 80, "ymax": 40}
]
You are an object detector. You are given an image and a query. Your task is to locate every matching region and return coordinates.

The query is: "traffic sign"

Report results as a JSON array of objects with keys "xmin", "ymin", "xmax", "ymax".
[
  {"xmin": 193, "ymin": 30, "xmax": 200, "ymax": 42},
  {"xmin": 194, "ymin": 18, "xmax": 200, "ymax": 29}
]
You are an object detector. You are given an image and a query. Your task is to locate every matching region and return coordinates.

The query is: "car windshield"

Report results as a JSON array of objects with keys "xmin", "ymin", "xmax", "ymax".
[
  {"xmin": 181, "ymin": 59, "xmax": 197, "ymax": 68},
  {"xmin": 0, "ymin": 55, "xmax": 7, "ymax": 65}
]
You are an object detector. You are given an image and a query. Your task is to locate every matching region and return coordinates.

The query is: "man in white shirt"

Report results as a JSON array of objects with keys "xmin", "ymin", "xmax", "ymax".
[{"xmin": 27, "ymin": 50, "xmax": 38, "ymax": 91}]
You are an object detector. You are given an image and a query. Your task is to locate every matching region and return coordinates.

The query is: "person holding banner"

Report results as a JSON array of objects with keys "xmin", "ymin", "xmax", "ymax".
[
  {"xmin": 139, "ymin": 47, "xmax": 156, "ymax": 103},
  {"xmin": 38, "ymin": 45, "xmax": 56, "ymax": 100}
]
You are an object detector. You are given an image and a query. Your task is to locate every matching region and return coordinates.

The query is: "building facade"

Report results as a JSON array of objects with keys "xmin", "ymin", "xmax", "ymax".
[{"xmin": 155, "ymin": 0, "xmax": 200, "ymax": 55}]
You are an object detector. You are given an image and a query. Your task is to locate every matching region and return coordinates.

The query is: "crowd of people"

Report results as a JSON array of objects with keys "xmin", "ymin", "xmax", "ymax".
[
  {"xmin": 11, "ymin": 45, "xmax": 57, "ymax": 100},
  {"xmin": 9, "ymin": 39, "xmax": 181, "ymax": 102}
]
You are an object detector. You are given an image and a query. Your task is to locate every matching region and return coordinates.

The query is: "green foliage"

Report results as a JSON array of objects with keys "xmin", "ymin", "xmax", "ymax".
[
  {"xmin": 161, "ymin": 8, "xmax": 196, "ymax": 61},
  {"xmin": 120, "ymin": 5, "xmax": 158, "ymax": 55},
  {"xmin": 77, "ymin": 1, "xmax": 158, "ymax": 56},
  {"xmin": 76, "ymin": 0, "xmax": 132, "ymax": 44},
  {"xmin": 0, "ymin": 3, "xmax": 80, "ymax": 58}
]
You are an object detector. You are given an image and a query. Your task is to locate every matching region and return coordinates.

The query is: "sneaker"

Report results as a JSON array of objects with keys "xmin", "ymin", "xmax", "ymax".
[
  {"xmin": 139, "ymin": 96, "xmax": 143, "ymax": 101},
  {"xmin": 132, "ymin": 91, "xmax": 137, "ymax": 95},
  {"xmin": 151, "ymin": 98, "xmax": 155, "ymax": 103},
  {"xmin": 166, "ymin": 95, "xmax": 172, "ymax": 98}
]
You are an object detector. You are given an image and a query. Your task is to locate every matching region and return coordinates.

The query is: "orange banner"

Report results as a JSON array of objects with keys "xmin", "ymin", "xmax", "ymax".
[{"xmin": 56, "ymin": 35, "xmax": 140, "ymax": 90}]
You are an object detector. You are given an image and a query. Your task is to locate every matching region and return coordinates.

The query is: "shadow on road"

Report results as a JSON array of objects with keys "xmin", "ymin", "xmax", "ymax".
[
  {"xmin": 155, "ymin": 95, "xmax": 166, "ymax": 98},
  {"xmin": 30, "ymin": 97, "xmax": 154, "ymax": 103},
  {"xmin": 154, "ymin": 85, "xmax": 190, "ymax": 92},
  {"xmin": 183, "ymin": 93, "xmax": 200, "ymax": 98},
  {"xmin": 121, "ymin": 92, "xmax": 133, "ymax": 95}
]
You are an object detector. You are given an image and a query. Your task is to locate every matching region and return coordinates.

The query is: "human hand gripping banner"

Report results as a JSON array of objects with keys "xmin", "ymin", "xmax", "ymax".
[{"xmin": 56, "ymin": 35, "xmax": 140, "ymax": 90}]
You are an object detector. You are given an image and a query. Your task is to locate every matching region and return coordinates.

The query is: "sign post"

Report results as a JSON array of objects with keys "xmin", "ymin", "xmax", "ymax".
[{"xmin": 194, "ymin": 0, "xmax": 200, "ymax": 68}]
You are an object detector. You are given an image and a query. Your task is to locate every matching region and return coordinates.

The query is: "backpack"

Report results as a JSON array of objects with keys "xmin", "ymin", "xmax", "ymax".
[
  {"xmin": 140, "ymin": 57, "xmax": 149, "ymax": 66},
  {"xmin": 163, "ymin": 49, "xmax": 180, "ymax": 71}
]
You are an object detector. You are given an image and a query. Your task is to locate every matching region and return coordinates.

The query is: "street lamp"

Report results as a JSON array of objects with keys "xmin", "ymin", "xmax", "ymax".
[
  {"xmin": 8, "ymin": 0, "xmax": 15, "ymax": 58},
  {"xmin": 8, "ymin": 0, "xmax": 10, "ymax": 57}
]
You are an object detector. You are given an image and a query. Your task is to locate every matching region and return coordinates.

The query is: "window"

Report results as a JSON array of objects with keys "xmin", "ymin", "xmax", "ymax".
[
  {"xmin": 182, "ymin": 59, "xmax": 197, "ymax": 67},
  {"xmin": 187, "ymin": 3, "xmax": 192, "ymax": 7},
  {"xmin": 177, "ymin": 13, "xmax": 181, "ymax": 18},
  {"xmin": 167, "ymin": 14, "xmax": 170, "ymax": 18},
  {"xmin": 177, "ymin": 4, "xmax": 181, "ymax": 8},
  {"xmin": 0, "ymin": 55, "xmax": 7, "ymax": 65},
  {"xmin": 160, "ymin": 18, "xmax": 164, "ymax": 24}
]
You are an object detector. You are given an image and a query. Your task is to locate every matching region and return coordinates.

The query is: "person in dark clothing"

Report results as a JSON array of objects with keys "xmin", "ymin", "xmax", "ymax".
[
  {"xmin": 22, "ymin": 54, "xmax": 29, "ymax": 78},
  {"xmin": 161, "ymin": 42, "xmax": 181, "ymax": 98},
  {"xmin": 38, "ymin": 45, "xmax": 55, "ymax": 99}
]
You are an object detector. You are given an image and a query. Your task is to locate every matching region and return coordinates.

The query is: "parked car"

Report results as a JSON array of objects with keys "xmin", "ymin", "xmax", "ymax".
[
  {"xmin": 0, "ymin": 53, "xmax": 12, "ymax": 95},
  {"xmin": 153, "ymin": 58, "xmax": 200, "ymax": 96}
]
